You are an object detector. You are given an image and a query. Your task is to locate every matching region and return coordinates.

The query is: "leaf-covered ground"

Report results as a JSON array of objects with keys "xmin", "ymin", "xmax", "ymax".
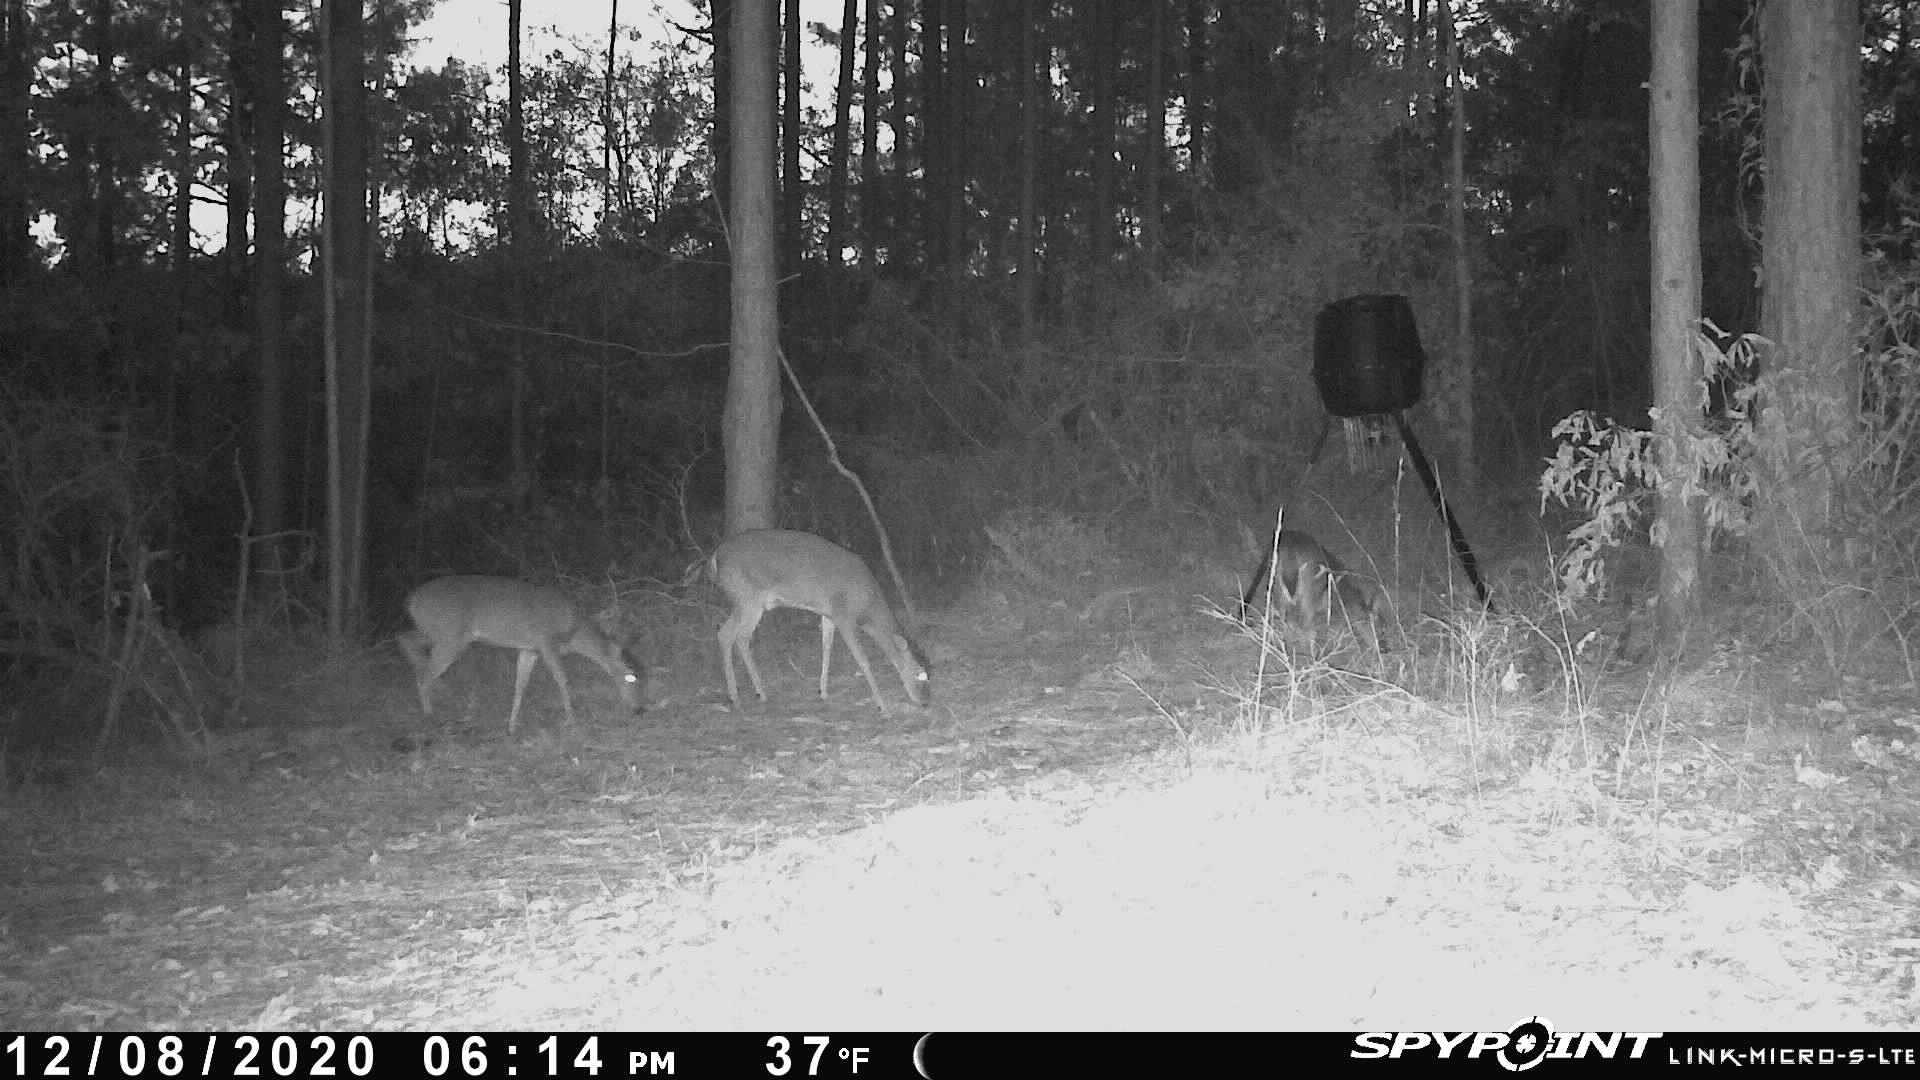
[{"xmin": 3, "ymin": 582, "xmax": 1914, "ymax": 1037}]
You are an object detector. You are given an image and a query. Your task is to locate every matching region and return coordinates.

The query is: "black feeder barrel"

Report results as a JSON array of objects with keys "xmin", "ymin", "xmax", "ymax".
[
  {"xmin": 1304, "ymin": 292, "xmax": 1493, "ymax": 611},
  {"xmin": 1312, "ymin": 293, "xmax": 1426, "ymax": 419}
]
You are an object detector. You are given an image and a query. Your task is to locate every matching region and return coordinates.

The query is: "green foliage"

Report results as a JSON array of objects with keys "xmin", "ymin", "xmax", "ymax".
[
  {"xmin": 1539, "ymin": 221, "xmax": 1920, "ymax": 683},
  {"xmin": 1538, "ymin": 325, "xmax": 1763, "ymax": 602}
]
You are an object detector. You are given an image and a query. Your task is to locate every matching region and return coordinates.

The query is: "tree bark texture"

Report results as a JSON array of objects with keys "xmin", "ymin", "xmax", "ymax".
[
  {"xmin": 322, "ymin": 0, "xmax": 370, "ymax": 640},
  {"xmin": 725, "ymin": 0, "xmax": 783, "ymax": 534},
  {"xmin": 253, "ymin": 0, "xmax": 286, "ymax": 547},
  {"xmin": 1758, "ymin": 0, "xmax": 1863, "ymax": 545},
  {"xmin": 1650, "ymin": 0, "xmax": 1704, "ymax": 651}
]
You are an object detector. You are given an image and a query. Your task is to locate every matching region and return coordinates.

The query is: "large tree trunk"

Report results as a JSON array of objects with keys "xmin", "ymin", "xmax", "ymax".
[
  {"xmin": 826, "ymin": 0, "xmax": 858, "ymax": 267},
  {"xmin": 253, "ymin": 0, "xmax": 286, "ymax": 550},
  {"xmin": 859, "ymin": 0, "xmax": 879, "ymax": 270},
  {"xmin": 0, "ymin": 0, "xmax": 28, "ymax": 284},
  {"xmin": 1650, "ymin": 0, "xmax": 1703, "ymax": 654},
  {"xmin": 782, "ymin": 0, "xmax": 802, "ymax": 278},
  {"xmin": 726, "ymin": 0, "xmax": 782, "ymax": 534},
  {"xmin": 1016, "ymin": 0, "xmax": 1038, "ymax": 335},
  {"xmin": 1757, "ymin": 0, "xmax": 1862, "ymax": 558},
  {"xmin": 322, "ymin": 0, "xmax": 370, "ymax": 641}
]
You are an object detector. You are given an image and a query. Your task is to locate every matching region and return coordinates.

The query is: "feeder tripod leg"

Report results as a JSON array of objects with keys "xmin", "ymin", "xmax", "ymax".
[
  {"xmin": 1392, "ymin": 411, "xmax": 1494, "ymax": 612},
  {"xmin": 1305, "ymin": 416, "xmax": 1333, "ymax": 471}
]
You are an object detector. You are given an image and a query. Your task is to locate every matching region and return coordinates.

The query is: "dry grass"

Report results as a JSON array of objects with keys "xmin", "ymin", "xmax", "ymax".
[{"xmin": 0, "ymin": 504, "xmax": 1911, "ymax": 1033}]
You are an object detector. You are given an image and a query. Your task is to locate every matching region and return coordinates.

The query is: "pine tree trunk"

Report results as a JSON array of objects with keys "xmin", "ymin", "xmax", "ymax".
[
  {"xmin": 253, "ymin": 0, "xmax": 286, "ymax": 550},
  {"xmin": 727, "ymin": 0, "xmax": 783, "ymax": 533},
  {"xmin": 322, "ymin": 0, "xmax": 370, "ymax": 641},
  {"xmin": 1757, "ymin": 0, "xmax": 1862, "ymax": 572},
  {"xmin": 1650, "ymin": 0, "xmax": 1703, "ymax": 654}
]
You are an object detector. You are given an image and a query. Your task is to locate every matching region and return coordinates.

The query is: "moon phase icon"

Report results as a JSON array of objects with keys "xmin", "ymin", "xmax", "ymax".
[{"xmin": 912, "ymin": 1033, "xmax": 934, "ymax": 1079}]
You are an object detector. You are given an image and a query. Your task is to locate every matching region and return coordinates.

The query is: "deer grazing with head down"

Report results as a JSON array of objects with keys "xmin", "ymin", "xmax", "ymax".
[
  {"xmin": 708, "ymin": 530, "xmax": 930, "ymax": 717},
  {"xmin": 397, "ymin": 576, "xmax": 643, "ymax": 733}
]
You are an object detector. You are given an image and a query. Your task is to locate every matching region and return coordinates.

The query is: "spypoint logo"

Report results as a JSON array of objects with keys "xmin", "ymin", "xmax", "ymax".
[
  {"xmin": 1497, "ymin": 1018, "xmax": 1556, "ymax": 1071},
  {"xmin": 1350, "ymin": 1017, "xmax": 1662, "ymax": 1071}
]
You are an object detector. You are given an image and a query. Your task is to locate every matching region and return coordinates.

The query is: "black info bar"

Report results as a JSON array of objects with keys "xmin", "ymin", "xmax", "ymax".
[{"xmin": 5, "ymin": 1031, "xmax": 1919, "ymax": 1079}]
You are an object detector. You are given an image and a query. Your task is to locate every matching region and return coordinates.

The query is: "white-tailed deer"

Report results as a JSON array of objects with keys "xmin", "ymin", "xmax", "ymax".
[
  {"xmin": 708, "ymin": 529, "xmax": 929, "ymax": 716},
  {"xmin": 397, "ymin": 575, "xmax": 643, "ymax": 733},
  {"xmin": 1237, "ymin": 529, "xmax": 1375, "ymax": 641}
]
